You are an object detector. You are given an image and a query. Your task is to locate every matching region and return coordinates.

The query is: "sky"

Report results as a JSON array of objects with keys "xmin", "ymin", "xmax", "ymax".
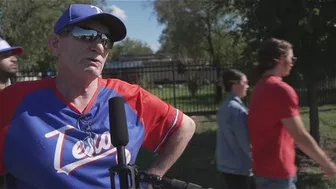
[{"xmin": 103, "ymin": 0, "xmax": 165, "ymax": 52}]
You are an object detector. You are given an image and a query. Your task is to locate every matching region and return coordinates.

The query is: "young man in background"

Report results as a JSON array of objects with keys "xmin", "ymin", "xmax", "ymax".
[
  {"xmin": 0, "ymin": 37, "xmax": 23, "ymax": 92},
  {"xmin": 248, "ymin": 37, "xmax": 336, "ymax": 189}
]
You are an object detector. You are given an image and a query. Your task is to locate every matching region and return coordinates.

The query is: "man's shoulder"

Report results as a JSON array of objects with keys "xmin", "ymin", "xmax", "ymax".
[
  {"xmin": 1, "ymin": 78, "xmax": 52, "ymax": 98},
  {"xmin": 100, "ymin": 78, "xmax": 142, "ymax": 93},
  {"xmin": 99, "ymin": 78, "xmax": 154, "ymax": 102},
  {"xmin": 272, "ymin": 80, "xmax": 297, "ymax": 97},
  {"xmin": 0, "ymin": 78, "xmax": 53, "ymax": 123},
  {"xmin": 252, "ymin": 77, "xmax": 298, "ymax": 110},
  {"xmin": 257, "ymin": 77, "xmax": 296, "ymax": 94}
]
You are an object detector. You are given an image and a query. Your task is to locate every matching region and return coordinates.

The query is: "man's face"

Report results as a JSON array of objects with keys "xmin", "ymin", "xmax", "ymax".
[
  {"xmin": 281, "ymin": 49, "xmax": 295, "ymax": 77},
  {"xmin": 52, "ymin": 20, "xmax": 111, "ymax": 80},
  {"xmin": 0, "ymin": 53, "xmax": 18, "ymax": 76}
]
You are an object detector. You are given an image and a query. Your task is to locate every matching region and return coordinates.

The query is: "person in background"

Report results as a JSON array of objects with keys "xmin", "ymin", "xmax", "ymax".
[
  {"xmin": 0, "ymin": 36, "xmax": 23, "ymax": 92},
  {"xmin": 248, "ymin": 37, "xmax": 336, "ymax": 189},
  {"xmin": 216, "ymin": 69, "xmax": 254, "ymax": 189},
  {"xmin": 0, "ymin": 37, "xmax": 23, "ymax": 188}
]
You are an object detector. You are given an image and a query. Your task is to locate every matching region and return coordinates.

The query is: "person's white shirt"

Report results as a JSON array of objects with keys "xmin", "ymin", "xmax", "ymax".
[{"xmin": 5, "ymin": 79, "xmax": 11, "ymax": 87}]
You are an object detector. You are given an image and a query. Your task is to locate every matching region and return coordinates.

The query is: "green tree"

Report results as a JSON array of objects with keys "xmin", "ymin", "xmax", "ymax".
[
  {"xmin": 110, "ymin": 37, "xmax": 154, "ymax": 61},
  {"xmin": 153, "ymin": 0, "xmax": 246, "ymax": 102},
  {"xmin": 0, "ymin": 0, "xmax": 98, "ymax": 73}
]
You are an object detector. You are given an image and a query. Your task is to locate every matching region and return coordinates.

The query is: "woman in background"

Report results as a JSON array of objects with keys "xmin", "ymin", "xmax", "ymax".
[{"xmin": 216, "ymin": 69, "xmax": 254, "ymax": 189}]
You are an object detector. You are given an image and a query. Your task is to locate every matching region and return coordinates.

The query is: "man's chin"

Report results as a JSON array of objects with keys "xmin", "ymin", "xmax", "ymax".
[
  {"xmin": 282, "ymin": 71, "xmax": 291, "ymax": 77},
  {"xmin": 3, "ymin": 71, "xmax": 16, "ymax": 77},
  {"xmin": 82, "ymin": 68, "xmax": 102, "ymax": 79}
]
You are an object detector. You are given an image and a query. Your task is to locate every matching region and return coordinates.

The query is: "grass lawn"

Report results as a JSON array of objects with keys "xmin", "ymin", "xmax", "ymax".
[
  {"xmin": 144, "ymin": 85, "xmax": 336, "ymax": 115},
  {"xmin": 147, "ymin": 85, "xmax": 219, "ymax": 113},
  {"xmin": 135, "ymin": 105, "xmax": 336, "ymax": 189}
]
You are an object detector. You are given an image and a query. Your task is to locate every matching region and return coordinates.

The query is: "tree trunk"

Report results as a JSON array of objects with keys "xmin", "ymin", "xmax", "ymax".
[
  {"xmin": 203, "ymin": 11, "xmax": 223, "ymax": 103},
  {"xmin": 308, "ymin": 79, "xmax": 320, "ymax": 144}
]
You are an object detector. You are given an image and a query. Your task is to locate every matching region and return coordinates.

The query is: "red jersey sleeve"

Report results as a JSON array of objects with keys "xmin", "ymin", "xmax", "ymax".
[
  {"xmin": 276, "ymin": 83, "xmax": 300, "ymax": 119},
  {"xmin": 140, "ymin": 89, "xmax": 183, "ymax": 153},
  {"xmin": 0, "ymin": 90, "xmax": 5, "ymax": 175},
  {"xmin": 0, "ymin": 86, "xmax": 21, "ymax": 175},
  {"xmin": 104, "ymin": 79, "xmax": 184, "ymax": 154},
  {"xmin": 0, "ymin": 79, "xmax": 51, "ymax": 176}
]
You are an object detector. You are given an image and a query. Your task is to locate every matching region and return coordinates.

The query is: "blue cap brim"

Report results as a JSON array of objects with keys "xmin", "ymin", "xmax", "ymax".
[
  {"xmin": 68, "ymin": 13, "xmax": 127, "ymax": 42},
  {"xmin": 0, "ymin": 46, "xmax": 23, "ymax": 56}
]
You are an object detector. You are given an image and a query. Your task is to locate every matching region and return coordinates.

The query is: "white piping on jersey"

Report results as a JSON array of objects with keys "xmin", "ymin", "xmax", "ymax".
[{"xmin": 153, "ymin": 108, "xmax": 179, "ymax": 153}]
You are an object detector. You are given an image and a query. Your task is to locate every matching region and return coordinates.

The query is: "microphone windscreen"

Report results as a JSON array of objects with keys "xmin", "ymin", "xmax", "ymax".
[{"xmin": 108, "ymin": 96, "xmax": 129, "ymax": 147}]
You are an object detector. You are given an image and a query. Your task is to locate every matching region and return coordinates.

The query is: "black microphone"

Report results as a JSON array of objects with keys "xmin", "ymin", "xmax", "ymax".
[
  {"xmin": 109, "ymin": 96, "xmax": 129, "ymax": 165},
  {"xmin": 108, "ymin": 97, "xmax": 135, "ymax": 189},
  {"xmin": 108, "ymin": 97, "xmax": 211, "ymax": 189}
]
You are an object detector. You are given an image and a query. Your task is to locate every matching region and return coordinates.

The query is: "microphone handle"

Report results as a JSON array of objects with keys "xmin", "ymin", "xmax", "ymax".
[
  {"xmin": 116, "ymin": 146, "xmax": 128, "ymax": 188},
  {"xmin": 117, "ymin": 146, "xmax": 126, "ymax": 165}
]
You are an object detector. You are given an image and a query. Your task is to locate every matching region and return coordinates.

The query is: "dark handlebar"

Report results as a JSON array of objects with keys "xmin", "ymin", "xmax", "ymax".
[
  {"xmin": 137, "ymin": 171, "xmax": 214, "ymax": 189},
  {"xmin": 109, "ymin": 161, "xmax": 213, "ymax": 189}
]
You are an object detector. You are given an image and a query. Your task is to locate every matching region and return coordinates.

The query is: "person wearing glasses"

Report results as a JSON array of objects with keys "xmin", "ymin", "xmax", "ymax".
[
  {"xmin": 0, "ymin": 37, "xmax": 23, "ymax": 92},
  {"xmin": 0, "ymin": 4, "xmax": 196, "ymax": 189},
  {"xmin": 248, "ymin": 37, "xmax": 336, "ymax": 189},
  {"xmin": 216, "ymin": 69, "xmax": 255, "ymax": 189}
]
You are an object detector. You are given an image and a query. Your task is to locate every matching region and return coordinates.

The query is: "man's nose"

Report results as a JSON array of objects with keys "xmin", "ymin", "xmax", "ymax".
[{"xmin": 90, "ymin": 39, "xmax": 106, "ymax": 55}]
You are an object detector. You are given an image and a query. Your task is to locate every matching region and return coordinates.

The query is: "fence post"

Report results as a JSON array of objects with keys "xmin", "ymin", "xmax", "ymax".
[{"xmin": 172, "ymin": 60, "xmax": 177, "ymax": 107}]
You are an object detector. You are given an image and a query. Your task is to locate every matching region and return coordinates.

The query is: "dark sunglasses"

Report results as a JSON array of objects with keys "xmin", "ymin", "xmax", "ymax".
[{"xmin": 62, "ymin": 26, "xmax": 113, "ymax": 49}]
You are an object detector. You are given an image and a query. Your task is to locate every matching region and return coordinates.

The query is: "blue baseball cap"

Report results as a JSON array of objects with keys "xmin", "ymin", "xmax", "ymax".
[
  {"xmin": 54, "ymin": 4, "xmax": 127, "ymax": 42},
  {"xmin": 0, "ymin": 37, "xmax": 23, "ymax": 56}
]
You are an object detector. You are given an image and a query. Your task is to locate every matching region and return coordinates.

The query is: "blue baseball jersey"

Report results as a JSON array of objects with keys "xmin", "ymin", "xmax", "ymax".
[{"xmin": 0, "ymin": 77, "xmax": 183, "ymax": 189}]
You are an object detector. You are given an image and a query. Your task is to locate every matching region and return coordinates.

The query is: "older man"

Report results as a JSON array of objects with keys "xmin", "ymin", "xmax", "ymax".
[
  {"xmin": 0, "ymin": 37, "xmax": 23, "ymax": 92},
  {"xmin": 0, "ymin": 4, "xmax": 196, "ymax": 189}
]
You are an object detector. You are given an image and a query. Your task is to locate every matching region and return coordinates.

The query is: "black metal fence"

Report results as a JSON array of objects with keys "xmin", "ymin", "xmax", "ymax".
[{"xmin": 13, "ymin": 61, "xmax": 336, "ymax": 115}]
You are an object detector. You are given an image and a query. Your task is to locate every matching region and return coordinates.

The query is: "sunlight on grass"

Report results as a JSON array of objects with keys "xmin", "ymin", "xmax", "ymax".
[{"xmin": 146, "ymin": 85, "xmax": 221, "ymax": 114}]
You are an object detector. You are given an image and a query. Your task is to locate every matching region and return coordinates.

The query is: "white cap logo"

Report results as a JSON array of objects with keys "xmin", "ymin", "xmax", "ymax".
[
  {"xmin": 0, "ymin": 37, "xmax": 11, "ymax": 51},
  {"xmin": 90, "ymin": 5, "xmax": 103, "ymax": 14}
]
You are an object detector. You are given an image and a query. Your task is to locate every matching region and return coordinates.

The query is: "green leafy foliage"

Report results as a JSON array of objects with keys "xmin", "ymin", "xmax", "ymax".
[
  {"xmin": 110, "ymin": 37, "xmax": 153, "ymax": 61},
  {"xmin": 232, "ymin": 0, "xmax": 336, "ymax": 79},
  {"xmin": 152, "ymin": 0, "xmax": 246, "ymax": 67},
  {"xmin": 0, "ymin": 0, "xmax": 93, "ymax": 71},
  {"xmin": 227, "ymin": 0, "xmax": 336, "ymax": 143}
]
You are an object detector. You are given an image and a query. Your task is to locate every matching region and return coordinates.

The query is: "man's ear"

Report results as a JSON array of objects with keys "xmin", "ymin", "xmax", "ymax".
[
  {"xmin": 273, "ymin": 58, "xmax": 280, "ymax": 62},
  {"xmin": 273, "ymin": 56, "xmax": 284, "ymax": 66},
  {"xmin": 48, "ymin": 34, "xmax": 60, "ymax": 56}
]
